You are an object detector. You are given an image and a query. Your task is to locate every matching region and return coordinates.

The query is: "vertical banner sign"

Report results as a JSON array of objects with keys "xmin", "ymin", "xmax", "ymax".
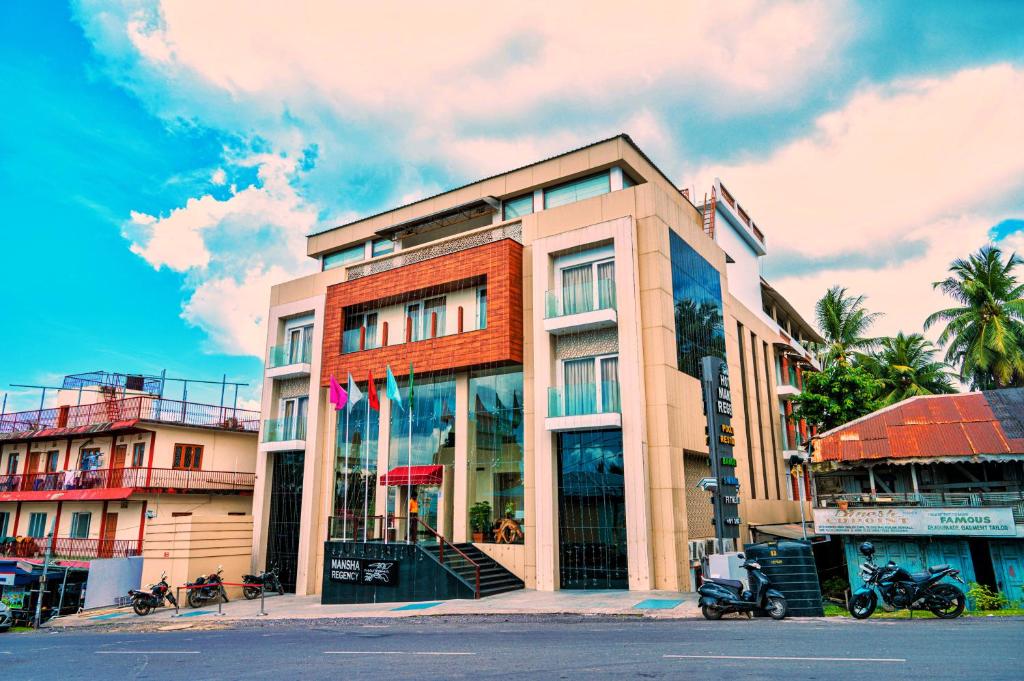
[{"xmin": 701, "ymin": 356, "xmax": 741, "ymax": 540}]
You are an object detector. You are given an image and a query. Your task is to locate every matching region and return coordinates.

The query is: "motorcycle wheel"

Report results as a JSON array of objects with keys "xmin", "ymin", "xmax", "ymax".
[
  {"xmin": 132, "ymin": 599, "xmax": 152, "ymax": 617},
  {"xmin": 766, "ymin": 596, "xmax": 787, "ymax": 620},
  {"xmin": 701, "ymin": 605, "xmax": 723, "ymax": 620},
  {"xmin": 187, "ymin": 590, "xmax": 203, "ymax": 608},
  {"xmin": 243, "ymin": 587, "xmax": 260, "ymax": 600},
  {"xmin": 928, "ymin": 584, "xmax": 966, "ymax": 619},
  {"xmin": 849, "ymin": 592, "xmax": 876, "ymax": 619}
]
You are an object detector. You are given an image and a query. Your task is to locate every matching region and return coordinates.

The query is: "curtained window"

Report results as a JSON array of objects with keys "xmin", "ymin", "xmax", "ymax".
[{"xmin": 561, "ymin": 264, "xmax": 593, "ymax": 316}]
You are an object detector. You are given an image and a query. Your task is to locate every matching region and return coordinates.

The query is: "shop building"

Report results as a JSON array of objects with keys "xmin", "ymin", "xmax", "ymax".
[
  {"xmin": 252, "ymin": 135, "xmax": 819, "ymax": 598},
  {"xmin": 0, "ymin": 371, "xmax": 260, "ymax": 607},
  {"xmin": 811, "ymin": 389, "xmax": 1024, "ymax": 604}
]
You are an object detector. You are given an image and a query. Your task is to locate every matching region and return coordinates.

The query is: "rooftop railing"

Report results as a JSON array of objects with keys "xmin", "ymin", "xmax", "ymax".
[
  {"xmin": 0, "ymin": 537, "xmax": 142, "ymax": 560},
  {"xmin": 0, "ymin": 396, "xmax": 260, "ymax": 435}
]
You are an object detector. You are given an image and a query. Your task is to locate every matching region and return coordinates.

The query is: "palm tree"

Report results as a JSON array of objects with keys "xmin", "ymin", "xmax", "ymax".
[
  {"xmin": 814, "ymin": 286, "xmax": 881, "ymax": 367},
  {"xmin": 860, "ymin": 332, "xmax": 956, "ymax": 405},
  {"xmin": 925, "ymin": 245, "xmax": 1024, "ymax": 389}
]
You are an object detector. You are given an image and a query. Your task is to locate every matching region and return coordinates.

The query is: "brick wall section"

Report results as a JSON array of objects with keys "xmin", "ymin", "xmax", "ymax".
[{"xmin": 320, "ymin": 239, "xmax": 523, "ymax": 385}]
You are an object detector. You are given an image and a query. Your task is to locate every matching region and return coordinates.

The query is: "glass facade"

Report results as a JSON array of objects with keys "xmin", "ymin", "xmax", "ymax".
[
  {"xmin": 502, "ymin": 194, "xmax": 534, "ymax": 220},
  {"xmin": 669, "ymin": 230, "xmax": 726, "ymax": 378},
  {"xmin": 544, "ymin": 171, "xmax": 611, "ymax": 209},
  {"xmin": 467, "ymin": 368, "xmax": 525, "ymax": 543},
  {"xmin": 332, "ymin": 390, "xmax": 380, "ymax": 540},
  {"xmin": 322, "ymin": 243, "xmax": 365, "ymax": 271},
  {"xmin": 557, "ymin": 429, "xmax": 628, "ymax": 589}
]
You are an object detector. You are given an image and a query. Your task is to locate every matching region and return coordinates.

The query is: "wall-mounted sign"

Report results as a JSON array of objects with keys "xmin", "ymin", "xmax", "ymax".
[
  {"xmin": 701, "ymin": 356, "xmax": 741, "ymax": 540},
  {"xmin": 328, "ymin": 557, "xmax": 401, "ymax": 586},
  {"xmin": 813, "ymin": 507, "xmax": 1017, "ymax": 537},
  {"xmin": 0, "ymin": 573, "xmax": 14, "ymax": 586}
]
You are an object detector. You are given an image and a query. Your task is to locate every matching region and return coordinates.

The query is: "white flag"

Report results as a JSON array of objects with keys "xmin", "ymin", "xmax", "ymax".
[{"xmin": 347, "ymin": 372, "xmax": 363, "ymax": 412}]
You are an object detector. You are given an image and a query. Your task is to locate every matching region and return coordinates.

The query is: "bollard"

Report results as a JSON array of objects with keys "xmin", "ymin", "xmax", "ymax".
[
  {"xmin": 216, "ymin": 592, "xmax": 226, "ymax": 617},
  {"xmin": 257, "ymin": 586, "xmax": 268, "ymax": 617}
]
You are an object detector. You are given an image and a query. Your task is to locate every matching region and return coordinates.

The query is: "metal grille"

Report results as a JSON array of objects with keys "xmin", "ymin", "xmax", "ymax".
[
  {"xmin": 683, "ymin": 453, "xmax": 715, "ymax": 539},
  {"xmin": 267, "ymin": 451, "xmax": 304, "ymax": 593}
]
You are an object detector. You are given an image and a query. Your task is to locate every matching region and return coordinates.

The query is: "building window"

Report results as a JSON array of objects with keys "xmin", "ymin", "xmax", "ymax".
[
  {"xmin": 468, "ymin": 368, "xmax": 525, "ymax": 544},
  {"xmin": 69, "ymin": 512, "xmax": 91, "ymax": 539},
  {"xmin": 287, "ymin": 324, "xmax": 314, "ymax": 364},
  {"xmin": 172, "ymin": 444, "xmax": 204, "ymax": 470},
  {"xmin": 422, "ymin": 296, "xmax": 447, "ymax": 339},
  {"xmin": 132, "ymin": 442, "xmax": 146, "ymax": 467},
  {"xmin": 322, "ymin": 243, "xmax": 365, "ymax": 271},
  {"xmin": 0, "ymin": 511, "xmax": 9, "ymax": 539},
  {"xmin": 27, "ymin": 512, "xmax": 47, "ymax": 538},
  {"xmin": 45, "ymin": 450, "xmax": 60, "ymax": 473},
  {"xmin": 79, "ymin": 448, "xmax": 101, "ymax": 470},
  {"xmin": 622, "ymin": 172, "xmax": 637, "ymax": 189},
  {"xmin": 477, "ymin": 288, "xmax": 488, "ymax": 330},
  {"xmin": 557, "ymin": 256, "xmax": 616, "ymax": 316},
  {"xmin": 280, "ymin": 397, "xmax": 309, "ymax": 440},
  {"xmin": 544, "ymin": 171, "xmax": 611, "ymax": 210},
  {"xmin": 371, "ymin": 238, "xmax": 395, "ymax": 257},
  {"xmin": 343, "ymin": 311, "xmax": 379, "ymax": 353},
  {"xmin": 331, "ymin": 381, "xmax": 380, "ymax": 541},
  {"xmin": 502, "ymin": 194, "xmax": 534, "ymax": 220},
  {"xmin": 558, "ymin": 355, "xmax": 620, "ymax": 416},
  {"xmin": 406, "ymin": 302, "xmax": 421, "ymax": 342},
  {"xmin": 6, "ymin": 452, "xmax": 19, "ymax": 475},
  {"xmin": 669, "ymin": 231, "xmax": 725, "ymax": 378}
]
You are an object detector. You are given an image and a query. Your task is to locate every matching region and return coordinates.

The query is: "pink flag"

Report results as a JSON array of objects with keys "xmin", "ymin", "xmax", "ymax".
[{"xmin": 329, "ymin": 374, "xmax": 347, "ymax": 411}]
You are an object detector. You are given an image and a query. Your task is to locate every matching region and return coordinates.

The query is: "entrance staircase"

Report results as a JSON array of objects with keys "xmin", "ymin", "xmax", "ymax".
[{"xmin": 421, "ymin": 542, "xmax": 524, "ymax": 598}]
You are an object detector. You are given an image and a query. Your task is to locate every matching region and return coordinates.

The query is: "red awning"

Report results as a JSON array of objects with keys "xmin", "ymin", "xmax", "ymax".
[
  {"xmin": 0, "ymin": 488, "xmax": 134, "ymax": 503},
  {"xmin": 378, "ymin": 465, "xmax": 444, "ymax": 487}
]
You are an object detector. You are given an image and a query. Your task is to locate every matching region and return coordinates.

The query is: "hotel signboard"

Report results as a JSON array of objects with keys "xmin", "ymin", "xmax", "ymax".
[
  {"xmin": 701, "ymin": 356, "xmax": 741, "ymax": 540},
  {"xmin": 328, "ymin": 557, "xmax": 401, "ymax": 586},
  {"xmin": 813, "ymin": 507, "xmax": 1017, "ymax": 537}
]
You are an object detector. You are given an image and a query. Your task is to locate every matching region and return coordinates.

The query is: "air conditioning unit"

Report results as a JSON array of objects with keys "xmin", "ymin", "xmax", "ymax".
[
  {"xmin": 688, "ymin": 540, "xmax": 708, "ymax": 562},
  {"xmin": 704, "ymin": 538, "xmax": 720, "ymax": 556}
]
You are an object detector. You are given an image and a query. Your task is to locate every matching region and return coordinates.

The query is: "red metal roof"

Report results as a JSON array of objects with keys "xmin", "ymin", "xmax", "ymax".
[
  {"xmin": 0, "ymin": 487, "xmax": 134, "ymax": 503},
  {"xmin": 815, "ymin": 393, "xmax": 1024, "ymax": 463}
]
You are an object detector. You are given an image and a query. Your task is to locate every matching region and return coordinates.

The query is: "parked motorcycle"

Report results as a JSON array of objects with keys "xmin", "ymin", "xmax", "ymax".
[
  {"xmin": 850, "ymin": 542, "xmax": 966, "ymax": 619},
  {"xmin": 186, "ymin": 565, "xmax": 228, "ymax": 608},
  {"xmin": 698, "ymin": 554, "xmax": 788, "ymax": 620},
  {"xmin": 241, "ymin": 564, "xmax": 283, "ymax": 600},
  {"xmin": 128, "ymin": 572, "xmax": 177, "ymax": 616}
]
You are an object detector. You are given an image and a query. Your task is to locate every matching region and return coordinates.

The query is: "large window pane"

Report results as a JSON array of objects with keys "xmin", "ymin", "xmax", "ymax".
[
  {"xmin": 323, "ymin": 244, "xmax": 365, "ymax": 271},
  {"xmin": 467, "ymin": 368, "xmax": 525, "ymax": 544},
  {"xmin": 669, "ymin": 231, "xmax": 725, "ymax": 378},
  {"xmin": 502, "ymin": 194, "xmax": 533, "ymax": 220},
  {"xmin": 564, "ymin": 358, "xmax": 596, "ymax": 416},
  {"xmin": 600, "ymin": 357, "xmax": 620, "ymax": 413},
  {"xmin": 332, "ymin": 389, "xmax": 380, "ymax": 540},
  {"xmin": 561, "ymin": 264, "xmax": 594, "ymax": 315},
  {"xmin": 544, "ymin": 172, "xmax": 611, "ymax": 209}
]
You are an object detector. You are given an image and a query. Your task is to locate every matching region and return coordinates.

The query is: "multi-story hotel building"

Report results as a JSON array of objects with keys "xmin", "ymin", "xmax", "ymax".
[
  {"xmin": 0, "ymin": 371, "xmax": 259, "ymax": 598},
  {"xmin": 253, "ymin": 135, "xmax": 820, "ymax": 597}
]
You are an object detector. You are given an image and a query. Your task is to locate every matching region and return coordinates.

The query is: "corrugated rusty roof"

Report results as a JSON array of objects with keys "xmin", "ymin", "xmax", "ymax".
[{"xmin": 815, "ymin": 391, "xmax": 1024, "ymax": 463}]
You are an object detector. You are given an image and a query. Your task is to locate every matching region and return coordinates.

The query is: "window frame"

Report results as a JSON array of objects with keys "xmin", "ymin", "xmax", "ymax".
[
  {"xmin": 69, "ymin": 511, "xmax": 92, "ymax": 539},
  {"xmin": 322, "ymin": 243, "xmax": 366, "ymax": 271},
  {"xmin": 172, "ymin": 443, "xmax": 204, "ymax": 471},
  {"xmin": 78, "ymin": 448, "xmax": 101, "ymax": 471},
  {"xmin": 6, "ymin": 452, "xmax": 19, "ymax": 475},
  {"xmin": 477, "ymin": 287, "xmax": 488, "ymax": 330},
  {"xmin": 131, "ymin": 442, "xmax": 146, "ymax": 468},
  {"xmin": 27, "ymin": 512, "xmax": 47, "ymax": 538},
  {"xmin": 0, "ymin": 511, "xmax": 9, "ymax": 539},
  {"xmin": 371, "ymin": 238, "xmax": 396, "ymax": 257},
  {"xmin": 558, "ymin": 353, "xmax": 620, "ymax": 415},
  {"xmin": 279, "ymin": 396, "xmax": 309, "ymax": 440},
  {"xmin": 45, "ymin": 450, "xmax": 60, "ymax": 473},
  {"xmin": 543, "ymin": 171, "xmax": 611, "ymax": 210},
  {"xmin": 556, "ymin": 251, "xmax": 615, "ymax": 314},
  {"xmin": 502, "ymin": 193, "xmax": 534, "ymax": 220}
]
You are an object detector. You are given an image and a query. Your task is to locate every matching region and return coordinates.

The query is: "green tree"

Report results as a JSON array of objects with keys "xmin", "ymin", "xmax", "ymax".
[
  {"xmin": 860, "ymin": 332, "xmax": 957, "ymax": 405},
  {"xmin": 814, "ymin": 286, "xmax": 881, "ymax": 367},
  {"xmin": 925, "ymin": 245, "xmax": 1024, "ymax": 389},
  {"xmin": 791, "ymin": 363, "xmax": 882, "ymax": 432}
]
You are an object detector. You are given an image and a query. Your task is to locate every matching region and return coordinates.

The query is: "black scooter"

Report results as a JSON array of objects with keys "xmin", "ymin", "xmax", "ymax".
[
  {"xmin": 698, "ymin": 554, "xmax": 788, "ymax": 620},
  {"xmin": 128, "ymin": 572, "xmax": 177, "ymax": 616},
  {"xmin": 241, "ymin": 565, "xmax": 283, "ymax": 600},
  {"xmin": 186, "ymin": 566, "xmax": 228, "ymax": 608}
]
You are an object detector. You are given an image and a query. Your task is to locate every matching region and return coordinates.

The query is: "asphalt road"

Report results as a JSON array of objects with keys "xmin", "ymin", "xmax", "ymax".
[{"xmin": 2, "ymin": 615, "xmax": 1022, "ymax": 680}]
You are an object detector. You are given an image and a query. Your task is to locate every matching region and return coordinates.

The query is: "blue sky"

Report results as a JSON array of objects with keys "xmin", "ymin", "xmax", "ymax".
[{"xmin": 2, "ymin": 1, "xmax": 1023, "ymax": 411}]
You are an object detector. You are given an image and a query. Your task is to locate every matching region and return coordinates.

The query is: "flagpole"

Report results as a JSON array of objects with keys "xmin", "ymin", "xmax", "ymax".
[
  {"xmin": 363, "ymin": 383, "xmax": 370, "ymax": 542},
  {"xmin": 407, "ymin": 369, "xmax": 413, "ymax": 543},
  {"xmin": 342, "ymin": 404, "xmax": 350, "ymax": 541}
]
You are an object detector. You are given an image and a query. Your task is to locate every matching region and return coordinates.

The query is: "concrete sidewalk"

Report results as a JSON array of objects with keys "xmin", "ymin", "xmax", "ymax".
[{"xmin": 49, "ymin": 588, "xmax": 701, "ymax": 629}]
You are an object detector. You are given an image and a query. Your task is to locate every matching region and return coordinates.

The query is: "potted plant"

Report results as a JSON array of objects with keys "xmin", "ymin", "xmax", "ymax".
[
  {"xmin": 469, "ymin": 501, "xmax": 491, "ymax": 543},
  {"xmin": 504, "ymin": 500, "xmax": 516, "ymax": 519}
]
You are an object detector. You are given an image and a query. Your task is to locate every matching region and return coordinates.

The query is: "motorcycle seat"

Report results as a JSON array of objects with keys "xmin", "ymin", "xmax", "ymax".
[
  {"xmin": 928, "ymin": 564, "xmax": 950, "ymax": 574},
  {"xmin": 706, "ymin": 577, "xmax": 744, "ymax": 591}
]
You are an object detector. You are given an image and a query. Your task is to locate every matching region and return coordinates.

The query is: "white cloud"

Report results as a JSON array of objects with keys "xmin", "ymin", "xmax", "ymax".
[
  {"xmin": 211, "ymin": 168, "xmax": 226, "ymax": 185},
  {"xmin": 689, "ymin": 64, "xmax": 1024, "ymax": 341},
  {"xmin": 123, "ymin": 154, "xmax": 318, "ymax": 355}
]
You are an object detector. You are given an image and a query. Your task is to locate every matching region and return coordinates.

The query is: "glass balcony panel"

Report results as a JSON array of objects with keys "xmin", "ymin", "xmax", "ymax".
[
  {"xmin": 601, "ymin": 380, "xmax": 621, "ymax": 414},
  {"xmin": 545, "ymin": 281, "xmax": 617, "ymax": 319},
  {"xmin": 263, "ymin": 417, "xmax": 308, "ymax": 442},
  {"xmin": 269, "ymin": 342, "xmax": 311, "ymax": 367},
  {"xmin": 547, "ymin": 383, "xmax": 600, "ymax": 417}
]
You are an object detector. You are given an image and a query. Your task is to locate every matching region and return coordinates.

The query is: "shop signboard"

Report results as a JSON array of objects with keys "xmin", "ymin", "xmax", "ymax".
[
  {"xmin": 813, "ymin": 507, "xmax": 1016, "ymax": 537},
  {"xmin": 328, "ymin": 557, "xmax": 401, "ymax": 587},
  {"xmin": 701, "ymin": 356, "xmax": 741, "ymax": 540}
]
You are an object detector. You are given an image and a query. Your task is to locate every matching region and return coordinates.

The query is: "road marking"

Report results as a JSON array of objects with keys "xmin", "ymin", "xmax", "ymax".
[
  {"xmin": 96, "ymin": 651, "xmax": 201, "ymax": 655},
  {"xmin": 361, "ymin": 624, "xmax": 391, "ymax": 628},
  {"xmin": 324, "ymin": 651, "xmax": 475, "ymax": 656},
  {"xmin": 664, "ymin": 654, "xmax": 905, "ymax": 663}
]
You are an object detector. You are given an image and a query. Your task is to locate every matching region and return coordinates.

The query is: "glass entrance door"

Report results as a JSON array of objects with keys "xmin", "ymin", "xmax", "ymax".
[{"xmin": 557, "ymin": 429, "xmax": 628, "ymax": 589}]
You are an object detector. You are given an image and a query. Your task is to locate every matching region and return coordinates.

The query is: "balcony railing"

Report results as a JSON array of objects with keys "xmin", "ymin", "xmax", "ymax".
[
  {"xmin": 0, "ymin": 396, "xmax": 260, "ymax": 434},
  {"xmin": 268, "ymin": 341, "xmax": 312, "ymax": 368},
  {"xmin": 0, "ymin": 537, "xmax": 142, "ymax": 560},
  {"xmin": 263, "ymin": 417, "xmax": 307, "ymax": 443},
  {"xmin": 548, "ymin": 382, "xmax": 621, "ymax": 418},
  {"xmin": 817, "ymin": 491, "xmax": 1024, "ymax": 522},
  {"xmin": 0, "ymin": 467, "xmax": 255, "ymax": 493},
  {"xmin": 545, "ymin": 280, "xmax": 616, "ymax": 319}
]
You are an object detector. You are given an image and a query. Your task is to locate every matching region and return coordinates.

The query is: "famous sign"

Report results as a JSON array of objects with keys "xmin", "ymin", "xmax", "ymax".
[
  {"xmin": 813, "ymin": 507, "xmax": 1017, "ymax": 537},
  {"xmin": 701, "ymin": 356, "xmax": 741, "ymax": 539}
]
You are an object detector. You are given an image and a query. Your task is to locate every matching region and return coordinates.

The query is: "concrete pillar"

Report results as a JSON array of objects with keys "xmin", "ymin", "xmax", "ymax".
[{"xmin": 453, "ymin": 372, "xmax": 470, "ymax": 543}]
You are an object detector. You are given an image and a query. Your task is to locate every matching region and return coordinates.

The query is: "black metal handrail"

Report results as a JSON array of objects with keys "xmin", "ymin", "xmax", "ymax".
[{"xmin": 416, "ymin": 517, "xmax": 480, "ymax": 598}]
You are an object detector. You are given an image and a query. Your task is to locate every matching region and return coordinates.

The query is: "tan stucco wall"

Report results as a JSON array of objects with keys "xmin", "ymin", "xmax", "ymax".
[{"xmin": 141, "ymin": 514, "xmax": 254, "ymax": 598}]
